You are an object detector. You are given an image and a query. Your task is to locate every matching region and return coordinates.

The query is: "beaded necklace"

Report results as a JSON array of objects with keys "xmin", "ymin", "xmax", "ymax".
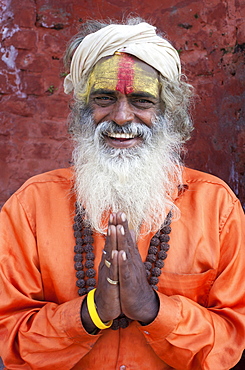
[{"xmin": 73, "ymin": 204, "xmax": 172, "ymax": 330}]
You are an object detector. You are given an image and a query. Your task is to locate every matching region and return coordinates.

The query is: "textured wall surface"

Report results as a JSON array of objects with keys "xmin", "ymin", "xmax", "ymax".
[
  {"xmin": 1, "ymin": 0, "xmax": 245, "ymax": 210},
  {"xmin": 0, "ymin": 0, "xmax": 244, "ymax": 367}
]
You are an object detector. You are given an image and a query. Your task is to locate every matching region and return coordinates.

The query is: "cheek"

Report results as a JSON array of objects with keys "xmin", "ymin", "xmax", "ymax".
[
  {"xmin": 92, "ymin": 109, "xmax": 102, "ymax": 124},
  {"xmin": 91, "ymin": 106, "xmax": 110, "ymax": 125},
  {"xmin": 135, "ymin": 111, "xmax": 155, "ymax": 128}
]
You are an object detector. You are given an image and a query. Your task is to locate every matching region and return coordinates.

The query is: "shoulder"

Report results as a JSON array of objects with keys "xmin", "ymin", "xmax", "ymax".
[
  {"xmin": 5, "ymin": 168, "xmax": 75, "ymax": 212},
  {"xmin": 1, "ymin": 168, "xmax": 75, "ymax": 243},
  {"xmin": 180, "ymin": 168, "xmax": 242, "ymax": 230},
  {"xmin": 183, "ymin": 167, "xmax": 237, "ymax": 201},
  {"xmin": 15, "ymin": 168, "xmax": 74, "ymax": 193},
  {"xmin": 15, "ymin": 168, "xmax": 74, "ymax": 196}
]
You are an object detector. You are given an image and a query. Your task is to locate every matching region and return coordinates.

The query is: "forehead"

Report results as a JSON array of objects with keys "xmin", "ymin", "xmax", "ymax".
[{"xmin": 87, "ymin": 53, "xmax": 159, "ymax": 97}]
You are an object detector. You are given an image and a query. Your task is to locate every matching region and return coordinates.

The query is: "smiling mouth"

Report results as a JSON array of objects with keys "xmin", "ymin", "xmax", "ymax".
[
  {"xmin": 103, "ymin": 132, "xmax": 142, "ymax": 148},
  {"xmin": 105, "ymin": 132, "xmax": 139, "ymax": 141}
]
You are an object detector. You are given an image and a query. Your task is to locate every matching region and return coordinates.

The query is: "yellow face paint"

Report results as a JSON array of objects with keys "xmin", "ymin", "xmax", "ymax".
[{"xmin": 85, "ymin": 53, "xmax": 159, "ymax": 101}]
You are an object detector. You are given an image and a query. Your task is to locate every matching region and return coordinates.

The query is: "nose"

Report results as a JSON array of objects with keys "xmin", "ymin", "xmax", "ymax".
[{"xmin": 110, "ymin": 98, "xmax": 134, "ymax": 126}]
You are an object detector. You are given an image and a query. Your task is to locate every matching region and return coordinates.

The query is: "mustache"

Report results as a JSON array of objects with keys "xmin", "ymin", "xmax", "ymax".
[{"xmin": 95, "ymin": 121, "xmax": 153, "ymax": 141}]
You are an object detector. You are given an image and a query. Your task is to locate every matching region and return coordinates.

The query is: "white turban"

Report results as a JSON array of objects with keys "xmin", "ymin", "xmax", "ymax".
[{"xmin": 64, "ymin": 22, "xmax": 181, "ymax": 95}]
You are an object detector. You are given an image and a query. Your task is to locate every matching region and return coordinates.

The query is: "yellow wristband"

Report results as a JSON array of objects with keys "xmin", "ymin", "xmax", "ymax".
[{"xmin": 87, "ymin": 288, "xmax": 113, "ymax": 330}]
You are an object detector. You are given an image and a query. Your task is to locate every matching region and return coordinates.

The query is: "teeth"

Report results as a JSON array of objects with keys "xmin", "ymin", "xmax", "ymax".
[{"xmin": 106, "ymin": 132, "xmax": 136, "ymax": 139}]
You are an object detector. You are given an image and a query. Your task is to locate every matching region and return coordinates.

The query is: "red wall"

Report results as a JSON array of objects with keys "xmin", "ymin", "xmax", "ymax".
[{"xmin": 1, "ymin": 0, "xmax": 245, "ymax": 210}]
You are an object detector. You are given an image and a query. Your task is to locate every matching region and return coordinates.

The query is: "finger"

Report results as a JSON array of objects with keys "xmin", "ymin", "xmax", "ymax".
[
  {"xmin": 118, "ymin": 249, "xmax": 130, "ymax": 286},
  {"xmin": 109, "ymin": 212, "xmax": 117, "ymax": 226},
  {"xmin": 95, "ymin": 248, "xmax": 121, "ymax": 321},
  {"xmin": 108, "ymin": 249, "xmax": 119, "ymax": 283},
  {"xmin": 116, "ymin": 224, "xmax": 129, "ymax": 254},
  {"xmin": 130, "ymin": 230, "xmax": 137, "ymax": 246},
  {"xmin": 116, "ymin": 212, "xmax": 134, "ymax": 246},
  {"xmin": 116, "ymin": 222, "xmax": 136, "ymax": 262},
  {"xmin": 103, "ymin": 224, "xmax": 117, "ymax": 262}
]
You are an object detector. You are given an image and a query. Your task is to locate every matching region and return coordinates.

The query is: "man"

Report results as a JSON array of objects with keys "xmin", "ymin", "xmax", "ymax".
[{"xmin": 0, "ymin": 18, "xmax": 244, "ymax": 370}]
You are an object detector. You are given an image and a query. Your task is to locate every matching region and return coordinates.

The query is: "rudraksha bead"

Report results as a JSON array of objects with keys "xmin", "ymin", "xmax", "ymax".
[
  {"xmin": 74, "ymin": 245, "xmax": 83, "ymax": 253},
  {"xmin": 149, "ymin": 276, "xmax": 159, "ymax": 285},
  {"xmin": 76, "ymin": 271, "xmax": 85, "ymax": 279},
  {"xmin": 74, "ymin": 230, "xmax": 82, "ymax": 238},
  {"xmin": 74, "ymin": 214, "xmax": 81, "ymax": 223},
  {"xmin": 159, "ymin": 234, "xmax": 170, "ymax": 243},
  {"xmin": 74, "ymin": 262, "xmax": 83, "ymax": 270},
  {"xmin": 162, "ymin": 226, "xmax": 171, "ymax": 234},
  {"xmin": 119, "ymin": 317, "xmax": 130, "ymax": 328},
  {"xmin": 84, "ymin": 235, "xmax": 94, "ymax": 244},
  {"xmin": 150, "ymin": 237, "xmax": 160, "ymax": 246},
  {"xmin": 85, "ymin": 260, "xmax": 94, "ymax": 269},
  {"xmin": 146, "ymin": 253, "xmax": 157, "ymax": 263},
  {"xmin": 78, "ymin": 287, "xmax": 87, "ymax": 296},
  {"xmin": 76, "ymin": 237, "xmax": 83, "ymax": 245},
  {"xmin": 84, "ymin": 244, "xmax": 94, "ymax": 252},
  {"xmin": 87, "ymin": 278, "xmax": 96, "ymax": 286},
  {"xmin": 86, "ymin": 252, "xmax": 95, "ymax": 260},
  {"xmin": 145, "ymin": 269, "xmax": 151, "ymax": 278},
  {"xmin": 144, "ymin": 261, "xmax": 152, "ymax": 270},
  {"xmin": 74, "ymin": 254, "xmax": 83, "ymax": 262},
  {"xmin": 151, "ymin": 267, "xmax": 161, "ymax": 277},
  {"xmin": 111, "ymin": 320, "xmax": 120, "ymax": 330},
  {"xmin": 155, "ymin": 260, "xmax": 164, "ymax": 269},
  {"xmin": 82, "ymin": 228, "xmax": 93, "ymax": 235},
  {"xmin": 73, "ymin": 223, "xmax": 80, "ymax": 231},
  {"xmin": 76, "ymin": 279, "xmax": 85, "ymax": 288},
  {"xmin": 160, "ymin": 242, "xmax": 170, "ymax": 251},
  {"xmin": 158, "ymin": 250, "xmax": 168, "ymax": 260},
  {"xmin": 148, "ymin": 246, "xmax": 158, "ymax": 255},
  {"xmin": 86, "ymin": 268, "xmax": 96, "ymax": 278}
]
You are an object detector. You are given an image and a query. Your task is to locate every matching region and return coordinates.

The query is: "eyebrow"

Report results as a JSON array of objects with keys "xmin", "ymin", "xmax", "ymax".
[
  {"xmin": 89, "ymin": 89, "xmax": 116, "ymax": 96},
  {"xmin": 90, "ymin": 89, "xmax": 158, "ymax": 100},
  {"xmin": 129, "ymin": 92, "xmax": 159, "ymax": 100}
]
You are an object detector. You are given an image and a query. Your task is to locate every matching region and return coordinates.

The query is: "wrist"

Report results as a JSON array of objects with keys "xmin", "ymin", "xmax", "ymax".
[
  {"xmin": 81, "ymin": 298, "xmax": 98, "ymax": 334},
  {"xmin": 138, "ymin": 289, "xmax": 159, "ymax": 325},
  {"xmin": 87, "ymin": 289, "xmax": 113, "ymax": 330}
]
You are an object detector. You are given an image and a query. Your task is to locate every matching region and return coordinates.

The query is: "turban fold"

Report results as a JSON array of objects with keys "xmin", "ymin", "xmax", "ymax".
[{"xmin": 64, "ymin": 22, "xmax": 181, "ymax": 95}]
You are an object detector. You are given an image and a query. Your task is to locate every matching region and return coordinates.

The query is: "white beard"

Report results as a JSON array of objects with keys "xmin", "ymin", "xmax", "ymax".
[{"xmin": 72, "ymin": 108, "xmax": 183, "ymax": 236}]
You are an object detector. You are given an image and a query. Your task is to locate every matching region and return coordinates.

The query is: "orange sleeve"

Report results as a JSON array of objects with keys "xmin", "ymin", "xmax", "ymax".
[
  {"xmin": 138, "ymin": 199, "xmax": 245, "ymax": 369},
  {"xmin": 0, "ymin": 193, "xmax": 101, "ymax": 369}
]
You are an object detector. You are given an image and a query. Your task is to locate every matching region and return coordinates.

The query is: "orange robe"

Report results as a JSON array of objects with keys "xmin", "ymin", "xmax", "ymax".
[{"xmin": 0, "ymin": 167, "xmax": 244, "ymax": 370}]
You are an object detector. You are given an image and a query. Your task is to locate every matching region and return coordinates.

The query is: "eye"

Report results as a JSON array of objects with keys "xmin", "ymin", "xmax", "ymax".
[
  {"xmin": 93, "ymin": 95, "xmax": 116, "ymax": 107},
  {"xmin": 131, "ymin": 98, "xmax": 156, "ymax": 109}
]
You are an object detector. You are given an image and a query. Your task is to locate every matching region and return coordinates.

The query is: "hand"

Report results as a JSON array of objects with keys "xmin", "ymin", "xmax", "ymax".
[
  {"xmin": 114, "ymin": 212, "xmax": 159, "ymax": 324},
  {"xmin": 81, "ymin": 216, "xmax": 121, "ymax": 333},
  {"xmin": 94, "ymin": 217, "xmax": 122, "ymax": 323},
  {"xmin": 81, "ymin": 212, "xmax": 159, "ymax": 332}
]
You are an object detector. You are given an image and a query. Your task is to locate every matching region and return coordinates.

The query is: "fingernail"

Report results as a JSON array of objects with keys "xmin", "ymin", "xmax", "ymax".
[
  {"xmin": 121, "ymin": 213, "xmax": 126, "ymax": 222},
  {"xmin": 108, "ymin": 226, "xmax": 111, "ymax": 236},
  {"xmin": 111, "ymin": 250, "xmax": 117, "ymax": 259},
  {"xmin": 122, "ymin": 251, "xmax": 127, "ymax": 261},
  {"xmin": 120, "ymin": 226, "xmax": 125, "ymax": 235},
  {"xmin": 109, "ymin": 214, "xmax": 113, "ymax": 223}
]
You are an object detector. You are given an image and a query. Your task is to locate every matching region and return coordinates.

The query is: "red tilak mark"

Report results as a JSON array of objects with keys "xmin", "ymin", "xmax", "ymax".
[{"xmin": 116, "ymin": 54, "xmax": 135, "ymax": 94}]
